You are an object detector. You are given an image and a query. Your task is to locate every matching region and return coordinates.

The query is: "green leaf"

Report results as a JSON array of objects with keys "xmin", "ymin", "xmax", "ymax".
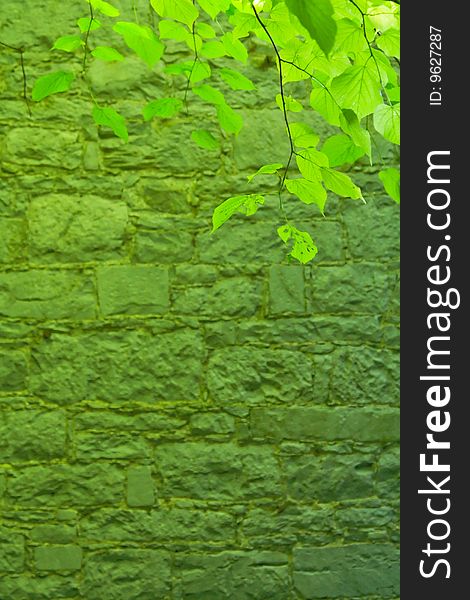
[
  {"xmin": 321, "ymin": 168, "xmax": 362, "ymax": 199},
  {"xmin": 321, "ymin": 134, "xmax": 365, "ymax": 167},
  {"xmin": 247, "ymin": 163, "xmax": 283, "ymax": 183},
  {"xmin": 32, "ymin": 71, "xmax": 74, "ymax": 102},
  {"xmin": 376, "ymin": 27, "xmax": 400, "ymax": 59},
  {"xmin": 166, "ymin": 61, "xmax": 212, "ymax": 84},
  {"xmin": 290, "ymin": 123, "xmax": 319, "ymax": 149},
  {"xmin": 286, "ymin": 178, "xmax": 327, "ymax": 212},
  {"xmin": 93, "ymin": 106, "xmax": 128, "ymax": 141},
  {"xmin": 277, "ymin": 224, "xmax": 318, "ymax": 264},
  {"xmin": 142, "ymin": 98, "xmax": 183, "ymax": 120},
  {"xmin": 374, "ymin": 103, "xmax": 400, "ymax": 145},
  {"xmin": 379, "ymin": 167, "xmax": 400, "ymax": 204},
  {"xmin": 276, "ymin": 94, "xmax": 303, "ymax": 112},
  {"xmin": 222, "ymin": 32, "xmax": 248, "ymax": 63},
  {"xmin": 216, "ymin": 103, "xmax": 243, "ymax": 135},
  {"xmin": 198, "ymin": 0, "xmax": 231, "ymax": 19},
  {"xmin": 191, "ymin": 129, "xmax": 220, "ymax": 150},
  {"xmin": 88, "ymin": 0, "xmax": 120, "ymax": 17},
  {"xmin": 310, "ymin": 86, "xmax": 341, "ymax": 126},
  {"xmin": 296, "ymin": 149, "xmax": 329, "ymax": 181},
  {"xmin": 200, "ymin": 41, "xmax": 227, "ymax": 59},
  {"xmin": 212, "ymin": 194, "xmax": 264, "ymax": 232},
  {"xmin": 193, "ymin": 84, "xmax": 225, "ymax": 105},
  {"xmin": 196, "ymin": 22, "xmax": 216, "ymax": 39},
  {"xmin": 334, "ymin": 18, "xmax": 368, "ymax": 53},
  {"xmin": 285, "ymin": 0, "xmax": 337, "ymax": 56},
  {"xmin": 159, "ymin": 20, "xmax": 190, "ymax": 42},
  {"xmin": 113, "ymin": 22, "xmax": 164, "ymax": 68},
  {"xmin": 331, "ymin": 62, "xmax": 382, "ymax": 119},
  {"xmin": 219, "ymin": 67, "xmax": 255, "ymax": 90},
  {"xmin": 339, "ymin": 109, "xmax": 371, "ymax": 158},
  {"xmin": 91, "ymin": 46, "xmax": 125, "ymax": 61},
  {"xmin": 150, "ymin": 0, "xmax": 198, "ymax": 27},
  {"xmin": 77, "ymin": 17, "xmax": 102, "ymax": 33},
  {"xmin": 52, "ymin": 35, "xmax": 83, "ymax": 52}
]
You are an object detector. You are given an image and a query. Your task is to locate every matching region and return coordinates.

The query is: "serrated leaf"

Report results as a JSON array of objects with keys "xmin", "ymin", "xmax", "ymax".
[
  {"xmin": 191, "ymin": 129, "xmax": 220, "ymax": 150},
  {"xmin": 88, "ymin": 0, "xmax": 120, "ymax": 17},
  {"xmin": 296, "ymin": 149, "xmax": 329, "ymax": 181},
  {"xmin": 77, "ymin": 17, "xmax": 102, "ymax": 33},
  {"xmin": 286, "ymin": 178, "xmax": 327, "ymax": 212},
  {"xmin": 142, "ymin": 98, "xmax": 183, "ymax": 120},
  {"xmin": 321, "ymin": 134, "xmax": 365, "ymax": 167},
  {"xmin": 52, "ymin": 35, "xmax": 83, "ymax": 52},
  {"xmin": 197, "ymin": 22, "xmax": 216, "ymax": 39},
  {"xmin": 376, "ymin": 27, "xmax": 400, "ymax": 59},
  {"xmin": 92, "ymin": 106, "xmax": 128, "ymax": 141},
  {"xmin": 276, "ymin": 94, "xmax": 303, "ymax": 112},
  {"xmin": 222, "ymin": 32, "xmax": 248, "ymax": 63},
  {"xmin": 379, "ymin": 167, "xmax": 400, "ymax": 204},
  {"xmin": 159, "ymin": 20, "xmax": 190, "ymax": 41},
  {"xmin": 290, "ymin": 123, "xmax": 319, "ymax": 149},
  {"xmin": 285, "ymin": 0, "xmax": 337, "ymax": 56},
  {"xmin": 91, "ymin": 46, "xmax": 124, "ymax": 61},
  {"xmin": 113, "ymin": 22, "xmax": 163, "ymax": 68},
  {"xmin": 248, "ymin": 163, "xmax": 283, "ymax": 183},
  {"xmin": 339, "ymin": 109, "xmax": 372, "ymax": 158},
  {"xmin": 322, "ymin": 168, "xmax": 362, "ymax": 199},
  {"xmin": 216, "ymin": 103, "xmax": 243, "ymax": 135},
  {"xmin": 200, "ymin": 41, "xmax": 226, "ymax": 59},
  {"xmin": 212, "ymin": 194, "xmax": 264, "ymax": 232},
  {"xmin": 277, "ymin": 224, "xmax": 318, "ymax": 264},
  {"xmin": 374, "ymin": 103, "xmax": 400, "ymax": 145},
  {"xmin": 193, "ymin": 84, "xmax": 225, "ymax": 105},
  {"xmin": 331, "ymin": 62, "xmax": 382, "ymax": 119},
  {"xmin": 198, "ymin": 0, "xmax": 231, "ymax": 19},
  {"xmin": 310, "ymin": 86, "xmax": 341, "ymax": 126},
  {"xmin": 32, "ymin": 71, "xmax": 74, "ymax": 102},
  {"xmin": 219, "ymin": 67, "xmax": 255, "ymax": 90},
  {"xmin": 150, "ymin": 0, "xmax": 198, "ymax": 27}
]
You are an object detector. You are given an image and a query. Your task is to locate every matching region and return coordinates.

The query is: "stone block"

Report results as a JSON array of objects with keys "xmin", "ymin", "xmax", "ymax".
[
  {"xmin": 0, "ymin": 410, "xmax": 66, "ymax": 461},
  {"xmin": 0, "ymin": 218, "xmax": 26, "ymax": 263},
  {"xmin": 3, "ymin": 128, "xmax": 81, "ymax": 170},
  {"xmin": 97, "ymin": 265, "xmax": 169, "ymax": 316},
  {"xmin": 0, "ymin": 349, "xmax": 28, "ymax": 391},
  {"xmin": 126, "ymin": 466, "xmax": 155, "ymax": 507},
  {"xmin": 0, "ymin": 271, "xmax": 96, "ymax": 319},
  {"xmin": 28, "ymin": 195, "xmax": 128, "ymax": 263},
  {"xmin": 268, "ymin": 265, "xmax": 305, "ymax": 314},
  {"xmin": 34, "ymin": 545, "xmax": 82, "ymax": 571}
]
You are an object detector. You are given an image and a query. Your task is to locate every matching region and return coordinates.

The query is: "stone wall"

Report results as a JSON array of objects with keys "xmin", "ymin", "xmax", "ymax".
[{"xmin": 0, "ymin": 1, "xmax": 400, "ymax": 598}]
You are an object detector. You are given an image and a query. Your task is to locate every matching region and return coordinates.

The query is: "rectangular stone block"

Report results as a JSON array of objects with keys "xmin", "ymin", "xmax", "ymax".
[
  {"xmin": 30, "ymin": 524, "xmax": 77, "ymax": 544},
  {"xmin": 268, "ymin": 265, "xmax": 306, "ymax": 314},
  {"xmin": 74, "ymin": 411, "xmax": 185, "ymax": 432},
  {"xmin": 97, "ymin": 265, "xmax": 169, "ymax": 315},
  {"xmin": 34, "ymin": 545, "xmax": 82, "ymax": 571},
  {"xmin": 74, "ymin": 432, "xmax": 151, "ymax": 461},
  {"xmin": 293, "ymin": 543, "xmax": 399, "ymax": 598},
  {"xmin": 0, "ymin": 575, "xmax": 79, "ymax": 599},
  {"xmin": 250, "ymin": 406, "xmax": 399, "ymax": 442},
  {"xmin": 8, "ymin": 464, "xmax": 124, "ymax": 507},
  {"xmin": 310, "ymin": 263, "xmax": 395, "ymax": 313},
  {"xmin": 0, "ymin": 271, "xmax": 96, "ymax": 319},
  {"xmin": 0, "ymin": 542, "xmax": 24, "ymax": 573},
  {"xmin": 4, "ymin": 128, "xmax": 81, "ymax": 170},
  {"xmin": 30, "ymin": 329, "xmax": 203, "ymax": 404},
  {"xmin": 0, "ymin": 410, "xmax": 66, "ymax": 461},
  {"xmin": 155, "ymin": 442, "xmax": 281, "ymax": 500},
  {"xmin": 207, "ymin": 347, "xmax": 312, "ymax": 407},
  {"xmin": 173, "ymin": 277, "xmax": 262, "ymax": 317},
  {"xmin": 81, "ymin": 507, "xmax": 235, "ymax": 543},
  {"xmin": 173, "ymin": 551, "xmax": 289, "ymax": 600},
  {"xmin": 0, "ymin": 349, "xmax": 28, "ymax": 391},
  {"xmin": 284, "ymin": 453, "xmax": 376, "ymax": 502},
  {"xmin": 0, "ymin": 218, "xmax": 26, "ymax": 263},
  {"xmin": 127, "ymin": 466, "xmax": 155, "ymax": 507},
  {"xmin": 81, "ymin": 549, "xmax": 171, "ymax": 600},
  {"xmin": 28, "ymin": 195, "xmax": 128, "ymax": 263}
]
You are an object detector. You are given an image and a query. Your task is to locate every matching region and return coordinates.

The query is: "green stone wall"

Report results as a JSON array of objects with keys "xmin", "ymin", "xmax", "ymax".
[{"xmin": 0, "ymin": 1, "xmax": 400, "ymax": 598}]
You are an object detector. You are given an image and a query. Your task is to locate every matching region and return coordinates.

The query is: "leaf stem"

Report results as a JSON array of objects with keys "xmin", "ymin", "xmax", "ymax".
[
  {"xmin": 82, "ymin": 3, "xmax": 95, "ymax": 72},
  {"xmin": 0, "ymin": 40, "xmax": 31, "ymax": 116}
]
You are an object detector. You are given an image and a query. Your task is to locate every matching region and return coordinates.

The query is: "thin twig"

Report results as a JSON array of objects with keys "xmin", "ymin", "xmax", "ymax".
[
  {"xmin": 0, "ymin": 40, "xmax": 31, "ymax": 116},
  {"xmin": 184, "ymin": 18, "xmax": 199, "ymax": 114},
  {"xmin": 82, "ymin": 3, "xmax": 94, "ymax": 72}
]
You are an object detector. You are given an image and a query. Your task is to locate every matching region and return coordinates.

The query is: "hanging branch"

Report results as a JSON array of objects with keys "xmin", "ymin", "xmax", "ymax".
[
  {"xmin": 0, "ymin": 40, "xmax": 31, "ymax": 116},
  {"xmin": 82, "ymin": 2, "xmax": 95, "ymax": 72}
]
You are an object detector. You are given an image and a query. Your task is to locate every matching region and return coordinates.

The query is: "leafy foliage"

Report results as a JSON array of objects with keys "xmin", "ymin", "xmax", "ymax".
[{"xmin": 27, "ymin": 0, "xmax": 400, "ymax": 264}]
